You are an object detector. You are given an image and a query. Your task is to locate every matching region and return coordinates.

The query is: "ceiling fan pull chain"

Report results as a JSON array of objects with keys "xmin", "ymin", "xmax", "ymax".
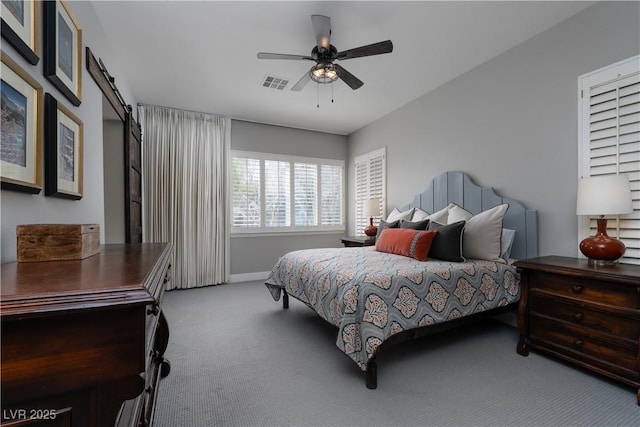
[
  {"xmin": 317, "ymin": 83, "xmax": 320, "ymax": 108},
  {"xmin": 331, "ymin": 83, "xmax": 334, "ymax": 103}
]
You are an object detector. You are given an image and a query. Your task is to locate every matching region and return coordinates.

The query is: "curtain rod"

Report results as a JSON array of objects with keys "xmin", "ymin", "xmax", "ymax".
[
  {"xmin": 137, "ymin": 102, "xmax": 231, "ymax": 119},
  {"xmin": 136, "ymin": 103, "xmax": 348, "ymax": 136}
]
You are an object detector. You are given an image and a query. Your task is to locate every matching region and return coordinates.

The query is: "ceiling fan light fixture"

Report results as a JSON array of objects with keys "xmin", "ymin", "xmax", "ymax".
[
  {"xmin": 310, "ymin": 63, "xmax": 338, "ymax": 84},
  {"xmin": 257, "ymin": 14, "xmax": 393, "ymax": 92}
]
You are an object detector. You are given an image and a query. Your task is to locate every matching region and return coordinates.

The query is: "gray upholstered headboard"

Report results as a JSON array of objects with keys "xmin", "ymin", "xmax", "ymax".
[{"xmin": 400, "ymin": 171, "xmax": 538, "ymax": 260}]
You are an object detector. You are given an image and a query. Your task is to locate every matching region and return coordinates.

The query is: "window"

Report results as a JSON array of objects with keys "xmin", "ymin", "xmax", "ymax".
[
  {"xmin": 232, "ymin": 151, "xmax": 344, "ymax": 233},
  {"xmin": 354, "ymin": 147, "xmax": 386, "ymax": 235},
  {"xmin": 578, "ymin": 55, "xmax": 640, "ymax": 264}
]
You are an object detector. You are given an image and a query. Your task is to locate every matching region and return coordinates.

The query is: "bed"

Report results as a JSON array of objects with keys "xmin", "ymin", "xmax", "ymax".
[{"xmin": 265, "ymin": 171, "xmax": 538, "ymax": 389}]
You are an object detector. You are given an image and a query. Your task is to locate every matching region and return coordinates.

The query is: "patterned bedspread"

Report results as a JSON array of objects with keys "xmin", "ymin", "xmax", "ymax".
[{"xmin": 265, "ymin": 246, "xmax": 520, "ymax": 371}]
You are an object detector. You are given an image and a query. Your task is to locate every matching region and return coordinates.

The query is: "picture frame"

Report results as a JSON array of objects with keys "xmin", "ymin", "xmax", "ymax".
[
  {"xmin": 44, "ymin": 93, "xmax": 83, "ymax": 199},
  {"xmin": 43, "ymin": 0, "xmax": 82, "ymax": 106},
  {"xmin": 1, "ymin": 0, "xmax": 40, "ymax": 65},
  {"xmin": 1, "ymin": 51, "xmax": 43, "ymax": 193}
]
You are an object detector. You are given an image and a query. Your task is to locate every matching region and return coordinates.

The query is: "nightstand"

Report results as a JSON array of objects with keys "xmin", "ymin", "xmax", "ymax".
[
  {"xmin": 515, "ymin": 256, "xmax": 640, "ymax": 405},
  {"xmin": 341, "ymin": 236, "xmax": 376, "ymax": 247}
]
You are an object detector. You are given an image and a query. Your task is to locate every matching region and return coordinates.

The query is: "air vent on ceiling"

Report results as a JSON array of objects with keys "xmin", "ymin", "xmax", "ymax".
[{"xmin": 262, "ymin": 75, "xmax": 289, "ymax": 90}]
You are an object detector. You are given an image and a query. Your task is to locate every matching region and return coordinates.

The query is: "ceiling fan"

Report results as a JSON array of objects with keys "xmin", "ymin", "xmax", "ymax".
[{"xmin": 257, "ymin": 15, "xmax": 393, "ymax": 91}]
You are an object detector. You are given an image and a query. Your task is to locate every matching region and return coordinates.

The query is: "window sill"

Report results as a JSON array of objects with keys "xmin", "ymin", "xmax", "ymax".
[{"xmin": 231, "ymin": 229, "xmax": 345, "ymax": 238}]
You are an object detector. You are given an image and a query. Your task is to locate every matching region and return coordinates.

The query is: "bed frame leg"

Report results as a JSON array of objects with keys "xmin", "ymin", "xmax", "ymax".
[
  {"xmin": 366, "ymin": 358, "xmax": 377, "ymax": 389},
  {"xmin": 282, "ymin": 290, "xmax": 289, "ymax": 309}
]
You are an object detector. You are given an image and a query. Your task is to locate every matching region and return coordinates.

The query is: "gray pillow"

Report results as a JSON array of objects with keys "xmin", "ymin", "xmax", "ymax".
[
  {"xmin": 376, "ymin": 220, "xmax": 399, "ymax": 240},
  {"xmin": 427, "ymin": 220, "xmax": 466, "ymax": 262},
  {"xmin": 400, "ymin": 219, "xmax": 430, "ymax": 230}
]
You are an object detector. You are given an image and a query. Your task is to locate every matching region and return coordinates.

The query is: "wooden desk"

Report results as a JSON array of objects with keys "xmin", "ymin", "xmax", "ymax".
[
  {"xmin": 515, "ymin": 256, "xmax": 640, "ymax": 405},
  {"xmin": 1, "ymin": 243, "xmax": 172, "ymax": 426}
]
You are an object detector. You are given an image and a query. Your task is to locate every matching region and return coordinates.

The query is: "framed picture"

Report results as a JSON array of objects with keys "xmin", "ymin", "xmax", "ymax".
[
  {"xmin": 1, "ymin": 0, "xmax": 40, "ymax": 65},
  {"xmin": 1, "ymin": 51, "xmax": 43, "ymax": 193},
  {"xmin": 43, "ymin": 0, "xmax": 82, "ymax": 106},
  {"xmin": 44, "ymin": 93, "xmax": 83, "ymax": 199}
]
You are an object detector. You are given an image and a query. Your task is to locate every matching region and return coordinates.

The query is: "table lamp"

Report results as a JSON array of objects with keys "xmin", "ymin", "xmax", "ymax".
[
  {"xmin": 576, "ymin": 174, "xmax": 633, "ymax": 266},
  {"xmin": 363, "ymin": 198, "xmax": 381, "ymax": 237}
]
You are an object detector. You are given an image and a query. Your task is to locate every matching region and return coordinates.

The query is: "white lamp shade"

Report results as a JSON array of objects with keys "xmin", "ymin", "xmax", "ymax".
[
  {"xmin": 363, "ymin": 198, "xmax": 381, "ymax": 217},
  {"xmin": 576, "ymin": 175, "xmax": 633, "ymax": 216}
]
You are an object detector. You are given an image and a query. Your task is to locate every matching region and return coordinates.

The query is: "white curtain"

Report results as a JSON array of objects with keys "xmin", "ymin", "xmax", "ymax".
[{"xmin": 138, "ymin": 104, "xmax": 230, "ymax": 289}]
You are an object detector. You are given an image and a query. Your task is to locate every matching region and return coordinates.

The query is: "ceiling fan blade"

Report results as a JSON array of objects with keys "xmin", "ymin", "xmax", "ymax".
[
  {"xmin": 334, "ymin": 64, "xmax": 364, "ymax": 90},
  {"xmin": 291, "ymin": 68, "xmax": 313, "ymax": 91},
  {"xmin": 311, "ymin": 15, "xmax": 331, "ymax": 53},
  {"xmin": 336, "ymin": 40, "xmax": 393, "ymax": 60},
  {"xmin": 257, "ymin": 52, "xmax": 314, "ymax": 60}
]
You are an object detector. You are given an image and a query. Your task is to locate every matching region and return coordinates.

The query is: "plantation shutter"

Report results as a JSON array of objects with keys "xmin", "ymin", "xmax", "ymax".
[
  {"xmin": 320, "ymin": 164, "xmax": 343, "ymax": 225},
  {"xmin": 354, "ymin": 147, "xmax": 386, "ymax": 235},
  {"xmin": 231, "ymin": 150, "xmax": 344, "ymax": 233},
  {"xmin": 232, "ymin": 157, "xmax": 261, "ymax": 228},
  {"xmin": 294, "ymin": 162, "xmax": 318, "ymax": 226},
  {"xmin": 579, "ymin": 55, "xmax": 640, "ymax": 265},
  {"xmin": 264, "ymin": 160, "xmax": 290, "ymax": 227}
]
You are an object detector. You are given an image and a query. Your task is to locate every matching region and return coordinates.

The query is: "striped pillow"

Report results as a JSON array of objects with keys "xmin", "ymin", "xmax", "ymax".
[{"xmin": 375, "ymin": 228, "xmax": 437, "ymax": 261}]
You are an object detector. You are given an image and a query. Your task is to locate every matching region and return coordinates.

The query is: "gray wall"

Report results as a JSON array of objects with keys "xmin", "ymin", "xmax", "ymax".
[
  {"xmin": 230, "ymin": 120, "xmax": 348, "ymax": 275},
  {"xmin": 347, "ymin": 1, "xmax": 639, "ymax": 258},
  {"xmin": 1, "ymin": 2, "xmax": 136, "ymax": 262}
]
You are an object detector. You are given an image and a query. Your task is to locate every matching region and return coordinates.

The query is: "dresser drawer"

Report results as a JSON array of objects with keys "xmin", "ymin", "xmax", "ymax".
[
  {"xmin": 144, "ymin": 260, "xmax": 171, "ymax": 356},
  {"xmin": 530, "ymin": 316, "xmax": 638, "ymax": 373},
  {"xmin": 530, "ymin": 271, "xmax": 638, "ymax": 309},
  {"xmin": 530, "ymin": 295, "xmax": 639, "ymax": 342}
]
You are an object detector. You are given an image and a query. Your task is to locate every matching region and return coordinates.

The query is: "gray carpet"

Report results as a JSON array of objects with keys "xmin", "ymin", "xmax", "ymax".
[{"xmin": 154, "ymin": 281, "xmax": 638, "ymax": 427}]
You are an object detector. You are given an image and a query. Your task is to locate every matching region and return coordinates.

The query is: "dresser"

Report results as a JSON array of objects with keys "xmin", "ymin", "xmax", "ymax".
[
  {"xmin": 515, "ymin": 256, "xmax": 639, "ymax": 404},
  {"xmin": 1, "ymin": 243, "xmax": 172, "ymax": 426}
]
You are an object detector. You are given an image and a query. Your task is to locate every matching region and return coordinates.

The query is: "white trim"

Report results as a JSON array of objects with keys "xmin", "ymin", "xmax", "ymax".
[
  {"xmin": 231, "ymin": 228, "xmax": 344, "ymax": 237},
  {"xmin": 354, "ymin": 147, "xmax": 387, "ymax": 165},
  {"xmin": 229, "ymin": 271, "xmax": 271, "ymax": 283},
  {"xmin": 232, "ymin": 150, "xmax": 344, "ymax": 167}
]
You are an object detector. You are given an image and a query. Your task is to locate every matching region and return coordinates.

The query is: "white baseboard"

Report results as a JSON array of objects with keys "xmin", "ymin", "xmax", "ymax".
[{"xmin": 229, "ymin": 271, "xmax": 271, "ymax": 283}]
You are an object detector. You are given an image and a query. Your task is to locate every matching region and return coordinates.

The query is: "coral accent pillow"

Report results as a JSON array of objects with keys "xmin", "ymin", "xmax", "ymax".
[{"xmin": 376, "ymin": 228, "xmax": 438, "ymax": 261}]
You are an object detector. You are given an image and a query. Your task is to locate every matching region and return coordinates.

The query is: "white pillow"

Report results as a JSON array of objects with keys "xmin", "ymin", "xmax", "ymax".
[
  {"xmin": 447, "ymin": 203, "xmax": 509, "ymax": 262},
  {"xmin": 411, "ymin": 206, "xmax": 449, "ymax": 224},
  {"xmin": 386, "ymin": 207, "xmax": 414, "ymax": 223},
  {"xmin": 411, "ymin": 208, "xmax": 430, "ymax": 221},
  {"xmin": 446, "ymin": 203, "xmax": 473, "ymax": 223}
]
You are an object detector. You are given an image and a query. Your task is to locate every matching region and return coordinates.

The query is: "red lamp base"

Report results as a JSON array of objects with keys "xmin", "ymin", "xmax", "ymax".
[
  {"xmin": 579, "ymin": 218, "xmax": 626, "ymax": 266},
  {"xmin": 364, "ymin": 217, "xmax": 378, "ymax": 237}
]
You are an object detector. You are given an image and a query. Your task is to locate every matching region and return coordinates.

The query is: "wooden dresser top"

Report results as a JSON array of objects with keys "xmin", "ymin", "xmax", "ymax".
[
  {"xmin": 1, "ymin": 243, "xmax": 170, "ymax": 318},
  {"xmin": 514, "ymin": 256, "xmax": 640, "ymax": 287}
]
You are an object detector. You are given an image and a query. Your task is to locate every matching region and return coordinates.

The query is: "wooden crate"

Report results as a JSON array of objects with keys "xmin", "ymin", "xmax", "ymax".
[{"xmin": 17, "ymin": 224, "xmax": 100, "ymax": 262}]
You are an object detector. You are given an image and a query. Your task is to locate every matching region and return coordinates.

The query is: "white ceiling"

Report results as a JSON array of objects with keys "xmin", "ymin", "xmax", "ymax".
[{"xmin": 92, "ymin": 1, "xmax": 593, "ymax": 135}]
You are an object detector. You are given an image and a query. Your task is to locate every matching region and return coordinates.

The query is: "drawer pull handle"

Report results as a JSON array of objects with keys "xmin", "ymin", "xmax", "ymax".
[
  {"xmin": 573, "ymin": 339, "xmax": 583, "ymax": 348},
  {"xmin": 573, "ymin": 313, "xmax": 584, "ymax": 322},
  {"xmin": 147, "ymin": 304, "xmax": 160, "ymax": 316},
  {"xmin": 572, "ymin": 285, "xmax": 584, "ymax": 294}
]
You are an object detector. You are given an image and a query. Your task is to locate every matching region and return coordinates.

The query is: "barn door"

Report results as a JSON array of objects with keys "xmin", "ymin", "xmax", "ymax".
[
  {"xmin": 87, "ymin": 47, "xmax": 143, "ymax": 243},
  {"xmin": 125, "ymin": 112, "xmax": 143, "ymax": 243}
]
